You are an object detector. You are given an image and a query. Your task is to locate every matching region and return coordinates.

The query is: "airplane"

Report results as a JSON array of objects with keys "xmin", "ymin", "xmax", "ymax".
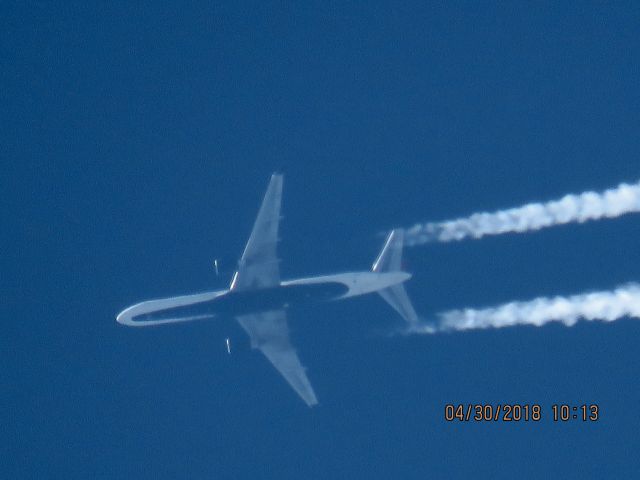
[{"xmin": 116, "ymin": 173, "xmax": 418, "ymax": 406}]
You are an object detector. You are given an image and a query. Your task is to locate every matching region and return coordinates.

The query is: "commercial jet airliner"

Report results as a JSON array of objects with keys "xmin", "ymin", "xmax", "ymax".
[{"xmin": 117, "ymin": 174, "xmax": 418, "ymax": 406}]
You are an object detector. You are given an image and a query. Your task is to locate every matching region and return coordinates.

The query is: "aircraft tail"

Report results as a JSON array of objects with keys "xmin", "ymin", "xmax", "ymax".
[{"xmin": 372, "ymin": 229, "xmax": 419, "ymax": 325}]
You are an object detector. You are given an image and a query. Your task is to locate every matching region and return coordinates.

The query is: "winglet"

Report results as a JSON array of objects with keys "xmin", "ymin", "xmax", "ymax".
[{"xmin": 372, "ymin": 229, "xmax": 419, "ymax": 325}]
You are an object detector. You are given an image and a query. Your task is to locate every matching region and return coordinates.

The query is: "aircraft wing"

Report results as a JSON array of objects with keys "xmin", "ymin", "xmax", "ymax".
[
  {"xmin": 231, "ymin": 174, "xmax": 283, "ymax": 291},
  {"xmin": 236, "ymin": 309, "xmax": 318, "ymax": 406}
]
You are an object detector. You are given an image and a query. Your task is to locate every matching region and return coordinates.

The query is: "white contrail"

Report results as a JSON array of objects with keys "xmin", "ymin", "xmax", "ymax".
[
  {"xmin": 405, "ymin": 180, "xmax": 640, "ymax": 245},
  {"xmin": 409, "ymin": 283, "xmax": 640, "ymax": 334}
]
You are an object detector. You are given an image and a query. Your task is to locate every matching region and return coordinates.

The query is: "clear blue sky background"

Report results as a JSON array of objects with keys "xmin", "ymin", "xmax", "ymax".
[{"xmin": 4, "ymin": 1, "xmax": 640, "ymax": 478}]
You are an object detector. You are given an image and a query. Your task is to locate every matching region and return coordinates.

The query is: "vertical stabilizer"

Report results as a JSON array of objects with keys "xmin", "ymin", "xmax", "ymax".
[{"xmin": 372, "ymin": 229, "xmax": 419, "ymax": 325}]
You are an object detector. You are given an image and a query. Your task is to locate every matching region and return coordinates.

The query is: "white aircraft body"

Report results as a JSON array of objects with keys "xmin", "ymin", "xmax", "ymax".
[{"xmin": 117, "ymin": 174, "xmax": 418, "ymax": 406}]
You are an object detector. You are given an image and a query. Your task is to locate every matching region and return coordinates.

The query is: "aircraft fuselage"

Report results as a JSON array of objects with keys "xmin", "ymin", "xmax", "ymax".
[{"xmin": 117, "ymin": 271, "xmax": 410, "ymax": 326}]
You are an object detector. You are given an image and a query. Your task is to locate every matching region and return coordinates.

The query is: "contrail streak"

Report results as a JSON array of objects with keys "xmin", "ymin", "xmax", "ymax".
[
  {"xmin": 405, "ymin": 180, "xmax": 640, "ymax": 245},
  {"xmin": 409, "ymin": 284, "xmax": 640, "ymax": 334}
]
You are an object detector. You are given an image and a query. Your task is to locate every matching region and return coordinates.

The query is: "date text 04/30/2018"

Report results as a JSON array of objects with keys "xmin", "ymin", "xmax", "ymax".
[{"xmin": 444, "ymin": 404, "xmax": 599, "ymax": 422}]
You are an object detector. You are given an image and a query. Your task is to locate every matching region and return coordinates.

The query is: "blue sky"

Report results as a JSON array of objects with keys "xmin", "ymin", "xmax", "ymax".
[{"xmin": 4, "ymin": 1, "xmax": 640, "ymax": 478}]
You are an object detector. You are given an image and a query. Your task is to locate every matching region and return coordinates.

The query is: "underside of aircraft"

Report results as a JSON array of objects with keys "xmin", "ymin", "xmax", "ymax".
[{"xmin": 117, "ymin": 174, "xmax": 418, "ymax": 406}]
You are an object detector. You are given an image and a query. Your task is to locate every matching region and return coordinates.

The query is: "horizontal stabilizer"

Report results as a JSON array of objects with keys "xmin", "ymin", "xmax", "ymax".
[
  {"xmin": 377, "ymin": 284, "xmax": 419, "ymax": 325},
  {"xmin": 372, "ymin": 229, "xmax": 404, "ymax": 272},
  {"xmin": 372, "ymin": 229, "xmax": 419, "ymax": 325}
]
